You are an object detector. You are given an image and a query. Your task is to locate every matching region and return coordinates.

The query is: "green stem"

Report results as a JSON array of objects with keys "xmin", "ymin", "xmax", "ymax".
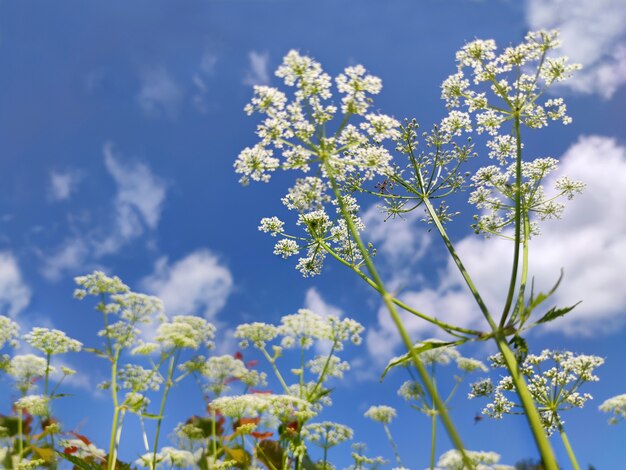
[
  {"xmin": 494, "ymin": 333, "xmax": 559, "ymax": 470},
  {"xmin": 318, "ymin": 239, "xmax": 480, "ymax": 337},
  {"xmin": 383, "ymin": 423, "xmax": 403, "ymax": 467},
  {"xmin": 559, "ymin": 426, "xmax": 580, "ymax": 470},
  {"xmin": 410, "ymin": 178, "xmax": 559, "ymax": 469},
  {"xmin": 259, "ymin": 346, "xmax": 290, "ymax": 393},
  {"xmin": 211, "ymin": 407, "xmax": 217, "ymax": 462},
  {"xmin": 499, "ymin": 115, "xmax": 523, "ymax": 328},
  {"xmin": 430, "ymin": 410, "xmax": 437, "ymax": 470},
  {"xmin": 17, "ymin": 408, "xmax": 23, "ymax": 467},
  {"xmin": 152, "ymin": 351, "xmax": 179, "ymax": 470},
  {"xmin": 108, "ymin": 348, "xmax": 121, "ymax": 470},
  {"xmin": 421, "ymin": 197, "xmax": 497, "ymax": 330},
  {"xmin": 322, "ymin": 155, "xmax": 475, "ymax": 470}
]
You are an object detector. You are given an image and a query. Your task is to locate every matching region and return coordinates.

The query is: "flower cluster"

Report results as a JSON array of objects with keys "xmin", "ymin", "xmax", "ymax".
[
  {"xmin": 211, "ymin": 393, "xmax": 317, "ymax": 421},
  {"xmin": 0, "ymin": 315, "xmax": 19, "ymax": 349},
  {"xmin": 364, "ymin": 405, "xmax": 396, "ymax": 424},
  {"xmin": 238, "ymin": 50, "xmax": 405, "ymax": 276},
  {"xmin": 469, "ymin": 157, "xmax": 584, "ymax": 236},
  {"xmin": 302, "ymin": 421, "xmax": 353, "ymax": 449},
  {"xmin": 599, "ymin": 393, "xmax": 626, "ymax": 425},
  {"xmin": 470, "ymin": 349, "xmax": 603, "ymax": 434},
  {"xmin": 156, "ymin": 315, "xmax": 216, "ymax": 350},
  {"xmin": 436, "ymin": 449, "xmax": 514, "ymax": 470},
  {"xmin": 23, "ymin": 327, "xmax": 82, "ymax": 355}
]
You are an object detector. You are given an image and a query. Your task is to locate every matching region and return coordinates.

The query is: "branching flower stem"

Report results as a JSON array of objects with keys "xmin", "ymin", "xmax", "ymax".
[
  {"xmin": 421, "ymin": 188, "xmax": 559, "ymax": 469},
  {"xmin": 320, "ymin": 151, "xmax": 476, "ymax": 470},
  {"xmin": 559, "ymin": 426, "xmax": 581, "ymax": 470},
  {"xmin": 151, "ymin": 349, "xmax": 182, "ymax": 470},
  {"xmin": 317, "ymin": 239, "xmax": 479, "ymax": 339},
  {"xmin": 499, "ymin": 115, "xmax": 524, "ymax": 328},
  {"xmin": 108, "ymin": 348, "xmax": 122, "ymax": 470}
]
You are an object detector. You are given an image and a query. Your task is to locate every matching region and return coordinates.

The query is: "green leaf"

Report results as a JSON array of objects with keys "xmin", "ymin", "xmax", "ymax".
[
  {"xmin": 83, "ymin": 347, "xmax": 110, "ymax": 359},
  {"xmin": 255, "ymin": 440, "xmax": 284, "ymax": 470},
  {"xmin": 56, "ymin": 452, "xmax": 102, "ymax": 470},
  {"xmin": 508, "ymin": 334, "xmax": 528, "ymax": 363},
  {"xmin": 224, "ymin": 445, "xmax": 251, "ymax": 466},
  {"xmin": 140, "ymin": 413, "xmax": 162, "ymax": 420},
  {"xmin": 535, "ymin": 302, "xmax": 581, "ymax": 325},
  {"xmin": 520, "ymin": 270, "xmax": 564, "ymax": 324},
  {"xmin": 380, "ymin": 340, "xmax": 462, "ymax": 381}
]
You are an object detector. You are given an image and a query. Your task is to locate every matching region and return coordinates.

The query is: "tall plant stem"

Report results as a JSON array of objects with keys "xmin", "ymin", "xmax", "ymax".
[
  {"xmin": 152, "ymin": 351, "xmax": 179, "ymax": 470},
  {"xmin": 17, "ymin": 408, "xmax": 24, "ymax": 466},
  {"xmin": 383, "ymin": 423, "xmax": 403, "ymax": 467},
  {"xmin": 499, "ymin": 115, "xmax": 524, "ymax": 327},
  {"xmin": 421, "ymin": 193, "xmax": 559, "ymax": 470},
  {"xmin": 322, "ymin": 156, "xmax": 475, "ymax": 470},
  {"xmin": 108, "ymin": 349, "xmax": 121, "ymax": 470},
  {"xmin": 560, "ymin": 427, "xmax": 580, "ymax": 470},
  {"xmin": 430, "ymin": 411, "xmax": 437, "ymax": 470}
]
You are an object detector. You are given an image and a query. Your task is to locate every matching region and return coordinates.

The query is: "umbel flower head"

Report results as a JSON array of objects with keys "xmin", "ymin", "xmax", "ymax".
[
  {"xmin": 24, "ymin": 327, "xmax": 82, "ymax": 355},
  {"xmin": 0, "ymin": 315, "xmax": 19, "ymax": 349},
  {"xmin": 469, "ymin": 349, "xmax": 603, "ymax": 434}
]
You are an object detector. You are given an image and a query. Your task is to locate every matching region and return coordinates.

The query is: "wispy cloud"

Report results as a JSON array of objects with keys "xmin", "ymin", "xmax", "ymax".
[
  {"xmin": 367, "ymin": 135, "xmax": 626, "ymax": 361},
  {"xmin": 526, "ymin": 0, "xmax": 626, "ymax": 98},
  {"xmin": 41, "ymin": 144, "xmax": 167, "ymax": 281},
  {"xmin": 243, "ymin": 51, "xmax": 270, "ymax": 86},
  {"xmin": 137, "ymin": 67, "xmax": 184, "ymax": 118},
  {"xmin": 304, "ymin": 287, "xmax": 343, "ymax": 319},
  {"xmin": 48, "ymin": 170, "xmax": 83, "ymax": 202},
  {"xmin": 0, "ymin": 252, "xmax": 31, "ymax": 318},
  {"xmin": 141, "ymin": 250, "xmax": 233, "ymax": 321}
]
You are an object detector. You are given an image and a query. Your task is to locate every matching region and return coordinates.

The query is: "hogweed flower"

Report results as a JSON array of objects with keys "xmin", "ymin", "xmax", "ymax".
[
  {"xmin": 74, "ymin": 271, "xmax": 129, "ymax": 298},
  {"xmin": 470, "ymin": 349, "xmax": 603, "ymax": 434},
  {"xmin": 211, "ymin": 393, "xmax": 317, "ymax": 421},
  {"xmin": 364, "ymin": 405, "xmax": 396, "ymax": 424},
  {"xmin": 14, "ymin": 394, "xmax": 49, "ymax": 416},
  {"xmin": 0, "ymin": 315, "xmax": 19, "ymax": 349},
  {"xmin": 118, "ymin": 364, "xmax": 163, "ymax": 392},
  {"xmin": 155, "ymin": 315, "xmax": 216, "ymax": 350},
  {"xmin": 436, "ymin": 449, "xmax": 514, "ymax": 470},
  {"xmin": 302, "ymin": 421, "xmax": 353, "ymax": 449},
  {"xmin": 599, "ymin": 393, "xmax": 626, "ymax": 425},
  {"xmin": 59, "ymin": 439, "xmax": 106, "ymax": 461},
  {"xmin": 23, "ymin": 327, "xmax": 82, "ymax": 355}
]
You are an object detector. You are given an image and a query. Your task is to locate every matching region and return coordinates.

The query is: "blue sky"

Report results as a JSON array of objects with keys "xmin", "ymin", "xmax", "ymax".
[{"xmin": 1, "ymin": 0, "xmax": 626, "ymax": 468}]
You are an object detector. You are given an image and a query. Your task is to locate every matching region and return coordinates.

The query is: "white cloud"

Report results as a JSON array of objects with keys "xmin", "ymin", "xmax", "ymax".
[
  {"xmin": 137, "ymin": 67, "xmax": 184, "ymax": 118},
  {"xmin": 99, "ymin": 143, "xmax": 167, "ymax": 256},
  {"xmin": 48, "ymin": 170, "xmax": 82, "ymax": 201},
  {"xmin": 367, "ymin": 135, "xmax": 626, "ymax": 360},
  {"xmin": 141, "ymin": 250, "xmax": 233, "ymax": 320},
  {"xmin": 0, "ymin": 252, "xmax": 31, "ymax": 318},
  {"xmin": 304, "ymin": 287, "xmax": 342, "ymax": 318},
  {"xmin": 243, "ymin": 51, "xmax": 270, "ymax": 86},
  {"xmin": 363, "ymin": 204, "xmax": 432, "ymax": 268},
  {"xmin": 41, "ymin": 144, "xmax": 167, "ymax": 281},
  {"xmin": 526, "ymin": 0, "xmax": 626, "ymax": 98},
  {"xmin": 40, "ymin": 238, "xmax": 89, "ymax": 281}
]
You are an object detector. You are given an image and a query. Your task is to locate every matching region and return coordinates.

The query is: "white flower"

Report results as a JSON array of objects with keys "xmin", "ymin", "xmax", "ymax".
[
  {"xmin": 74, "ymin": 271, "xmax": 129, "ymax": 298},
  {"xmin": 15, "ymin": 395, "xmax": 49, "ymax": 416},
  {"xmin": 118, "ymin": 364, "xmax": 163, "ymax": 392},
  {"xmin": 234, "ymin": 322, "xmax": 279, "ymax": 348},
  {"xmin": 156, "ymin": 315, "xmax": 216, "ymax": 350},
  {"xmin": 302, "ymin": 421, "xmax": 353, "ymax": 448},
  {"xmin": 259, "ymin": 216, "xmax": 285, "ymax": 235},
  {"xmin": 282, "ymin": 177, "xmax": 330, "ymax": 212},
  {"xmin": 212, "ymin": 393, "xmax": 317, "ymax": 421},
  {"xmin": 24, "ymin": 327, "xmax": 82, "ymax": 355},
  {"xmin": 0, "ymin": 315, "xmax": 19, "ymax": 349},
  {"xmin": 278, "ymin": 309, "xmax": 332, "ymax": 349},
  {"xmin": 8, "ymin": 354, "xmax": 49, "ymax": 380},
  {"xmin": 436, "ymin": 449, "xmax": 512, "ymax": 470},
  {"xmin": 335, "ymin": 64, "xmax": 382, "ymax": 115},
  {"xmin": 59, "ymin": 439, "xmax": 106, "ymax": 461},
  {"xmin": 360, "ymin": 114, "xmax": 401, "ymax": 143},
  {"xmin": 234, "ymin": 145, "xmax": 279, "ymax": 185},
  {"xmin": 364, "ymin": 405, "xmax": 396, "ymax": 424},
  {"xmin": 112, "ymin": 292, "xmax": 164, "ymax": 324},
  {"xmin": 599, "ymin": 394, "xmax": 626, "ymax": 425},
  {"xmin": 273, "ymin": 239, "xmax": 300, "ymax": 258}
]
